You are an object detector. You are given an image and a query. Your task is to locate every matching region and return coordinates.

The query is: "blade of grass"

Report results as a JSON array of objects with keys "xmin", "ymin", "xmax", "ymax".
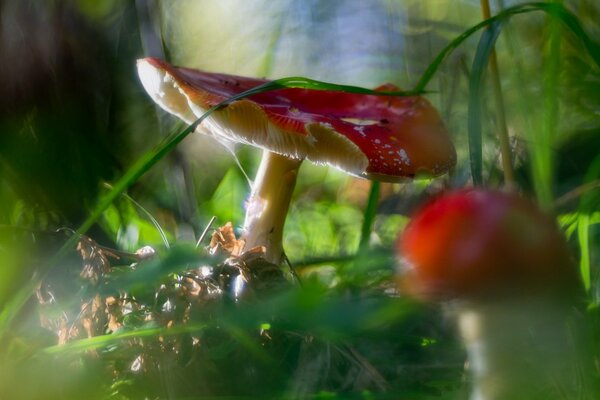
[
  {"xmin": 42, "ymin": 323, "xmax": 207, "ymax": 355},
  {"xmin": 468, "ymin": 20, "xmax": 504, "ymax": 185},
  {"xmin": 266, "ymin": 77, "xmax": 421, "ymax": 96},
  {"xmin": 196, "ymin": 216, "xmax": 216, "ymax": 248},
  {"xmin": 534, "ymin": 1, "xmax": 562, "ymax": 209},
  {"xmin": 577, "ymin": 155, "xmax": 600, "ymax": 293},
  {"xmin": 577, "ymin": 214, "xmax": 591, "ymax": 292},
  {"xmin": 359, "ymin": 181, "xmax": 380, "ymax": 251},
  {"xmin": 480, "ymin": 0, "xmax": 515, "ymax": 187},
  {"xmin": 291, "ymin": 247, "xmax": 392, "ymax": 270}
]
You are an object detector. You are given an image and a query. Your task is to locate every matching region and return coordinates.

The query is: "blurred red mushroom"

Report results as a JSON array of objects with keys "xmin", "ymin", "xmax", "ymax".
[
  {"xmin": 137, "ymin": 57, "xmax": 455, "ymax": 265},
  {"xmin": 397, "ymin": 188, "xmax": 586, "ymax": 399}
]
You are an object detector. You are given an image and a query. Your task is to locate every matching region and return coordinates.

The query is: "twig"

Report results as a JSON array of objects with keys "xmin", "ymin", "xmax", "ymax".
[{"xmin": 196, "ymin": 216, "xmax": 216, "ymax": 248}]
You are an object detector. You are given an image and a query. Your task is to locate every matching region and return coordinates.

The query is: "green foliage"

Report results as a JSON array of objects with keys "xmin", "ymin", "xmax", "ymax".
[{"xmin": 468, "ymin": 20, "xmax": 503, "ymax": 185}]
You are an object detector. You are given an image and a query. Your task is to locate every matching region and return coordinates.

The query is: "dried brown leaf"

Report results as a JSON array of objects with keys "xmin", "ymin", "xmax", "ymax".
[{"xmin": 209, "ymin": 222, "xmax": 246, "ymax": 257}]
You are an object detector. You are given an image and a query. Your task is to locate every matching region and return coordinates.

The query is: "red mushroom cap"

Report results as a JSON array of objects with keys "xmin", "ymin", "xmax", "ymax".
[
  {"xmin": 397, "ymin": 189, "xmax": 579, "ymax": 300},
  {"xmin": 137, "ymin": 57, "xmax": 455, "ymax": 182}
]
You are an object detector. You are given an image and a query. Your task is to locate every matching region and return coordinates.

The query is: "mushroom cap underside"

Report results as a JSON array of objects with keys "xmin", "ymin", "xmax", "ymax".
[{"xmin": 137, "ymin": 57, "xmax": 456, "ymax": 182}]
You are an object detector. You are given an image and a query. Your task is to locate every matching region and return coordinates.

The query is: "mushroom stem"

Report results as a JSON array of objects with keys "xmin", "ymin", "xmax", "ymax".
[
  {"xmin": 452, "ymin": 300, "xmax": 579, "ymax": 400},
  {"xmin": 242, "ymin": 150, "xmax": 302, "ymax": 264}
]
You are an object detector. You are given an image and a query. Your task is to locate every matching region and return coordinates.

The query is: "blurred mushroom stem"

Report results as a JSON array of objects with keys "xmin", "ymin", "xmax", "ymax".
[
  {"xmin": 242, "ymin": 150, "xmax": 302, "ymax": 264},
  {"xmin": 450, "ymin": 300, "xmax": 583, "ymax": 400}
]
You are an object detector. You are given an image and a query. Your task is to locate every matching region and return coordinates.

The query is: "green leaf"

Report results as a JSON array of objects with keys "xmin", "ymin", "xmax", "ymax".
[
  {"xmin": 42, "ymin": 323, "xmax": 207, "ymax": 355},
  {"xmin": 577, "ymin": 214, "xmax": 591, "ymax": 292},
  {"xmin": 468, "ymin": 20, "xmax": 503, "ymax": 186}
]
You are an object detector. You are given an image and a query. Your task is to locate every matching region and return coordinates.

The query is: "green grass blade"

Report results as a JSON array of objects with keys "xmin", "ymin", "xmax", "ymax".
[
  {"xmin": 577, "ymin": 214, "xmax": 591, "ymax": 292},
  {"xmin": 577, "ymin": 156, "xmax": 600, "ymax": 292},
  {"xmin": 534, "ymin": 5, "xmax": 562, "ymax": 209},
  {"xmin": 42, "ymin": 323, "xmax": 207, "ymax": 355},
  {"xmin": 359, "ymin": 181, "xmax": 380, "ymax": 251},
  {"xmin": 468, "ymin": 20, "xmax": 503, "ymax": 186},
  {"xmin": 258, "ymin": 77, "xmax": 420, "ymax": 96}
]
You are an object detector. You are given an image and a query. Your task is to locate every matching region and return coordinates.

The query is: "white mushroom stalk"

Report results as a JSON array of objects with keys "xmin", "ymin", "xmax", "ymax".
[
  {"xmin": 137, "ymin": 57, "xmax": 455, "ymax": 266},
  {"xmin": 242, "ymin": 150, "xmax": 302, "ymax": 264},
  {"xmin": 452, "ymin": 300, "xmax": 581, "ymax": 400}
]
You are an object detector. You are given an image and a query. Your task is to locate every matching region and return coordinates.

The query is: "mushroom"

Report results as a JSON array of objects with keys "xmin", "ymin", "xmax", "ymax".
[
  {"xmin": 397, "ymin": 188, "xmax": 585, "ymax": 399},
  {"xmin": 137, "ymin": 57, "xmax": 455, "ymax": 265}
]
